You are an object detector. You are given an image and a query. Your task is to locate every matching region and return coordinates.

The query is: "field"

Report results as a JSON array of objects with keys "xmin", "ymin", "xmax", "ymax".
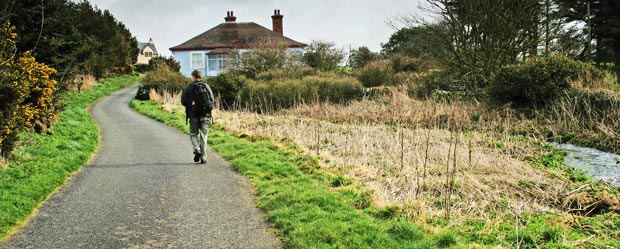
[{"xmin": 142, "ymin": 88, "xmax": 620, "ymax": 248}]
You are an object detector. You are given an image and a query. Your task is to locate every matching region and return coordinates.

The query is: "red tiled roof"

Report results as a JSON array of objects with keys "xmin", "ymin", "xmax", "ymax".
[{"xmin": 169, "ymin": 22, "xmax": 306, "ymax": 51}]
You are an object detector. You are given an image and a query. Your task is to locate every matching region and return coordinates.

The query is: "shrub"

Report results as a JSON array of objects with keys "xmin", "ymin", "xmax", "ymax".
[
  {"xmin": 255, "ymin": 66, "xmax": 313, "ymax": 81},
  {"xmin": 390, "ymin": 54, "xmax": 422, "ymax": 73},
  {"xmin": 208, "ymin": 72, "xmax": 247, "ymax": 109},
  {"xmin": 148, "ymin": 56, "xmax": 181, "ymax": 72},
  {"xmin": 1, "ymin": 22, "xmax": 58, "ymax": 159},
  {"xmin": 406, "ymin": 69, "xmax": 450, "ymax": 98},
  {"xmin": 239, "ymin": 72, "xmax": 363, "ymax": 112},
  {"xmin": 489, "ymin": 56, "xmax": 608, "ymax": 108},
  {"xmin": 303, "ymin": 40, "xmax": 345, "ymax": 72},
  {"xmin": 134, "ymin": 64, "xmax": 150, "ymax": 73},
  {"xmin": 136, "ymin": 67, "xmax": 188, "ymax": 100},
  {"xmin": 348, "ymin": 46, "xmax": 381, "ymax": 69},
  {"xmin": 356, "ymin": 60, "xmax": 394, "ymax": 87},
  {"xmin": 232, "ymin": 40, "xmax": 303, "ymax": 79}
]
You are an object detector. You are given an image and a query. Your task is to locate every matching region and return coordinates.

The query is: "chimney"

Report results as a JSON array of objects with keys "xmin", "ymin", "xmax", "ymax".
[
  {"xmin": 148, "ymin": 38, "xmax": 153, "ymax": 44},
  {"xmin": 225, "ymin": 11, "xmax": 236, "ymax": 22},
  {"xmin": 271, "ymin": 9, "xmax": 283, "ymax": 35}
]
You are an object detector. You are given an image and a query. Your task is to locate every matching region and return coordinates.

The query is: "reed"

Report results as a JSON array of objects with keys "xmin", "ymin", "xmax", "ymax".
[{"xmin": 147, "ymin": 86, "xmax": 617, "ymax": 224}]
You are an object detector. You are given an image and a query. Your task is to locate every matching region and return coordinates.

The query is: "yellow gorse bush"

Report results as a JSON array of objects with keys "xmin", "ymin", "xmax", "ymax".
[{"xmin": 0, "ymin": 21, "xmax": 57, "ymax": 159}]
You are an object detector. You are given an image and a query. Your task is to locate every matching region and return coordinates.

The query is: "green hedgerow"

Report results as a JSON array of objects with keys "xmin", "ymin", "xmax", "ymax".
[{"xmin": 489, "ymin": 56, "xmax": 608, "ymax": 108}]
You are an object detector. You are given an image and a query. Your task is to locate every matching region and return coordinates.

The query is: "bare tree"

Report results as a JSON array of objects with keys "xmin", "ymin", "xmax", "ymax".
[{"xmin": 398, "ymin": 0, "xmax": 542, "ymax": 85}]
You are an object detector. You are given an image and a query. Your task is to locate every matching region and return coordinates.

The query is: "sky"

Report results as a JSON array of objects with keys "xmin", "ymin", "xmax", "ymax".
[{"xmin": 86, "ymin": 0, "xmax": 427, "ymax": 57}]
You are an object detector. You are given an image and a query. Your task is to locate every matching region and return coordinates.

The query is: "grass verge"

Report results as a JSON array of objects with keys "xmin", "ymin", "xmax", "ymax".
[
  {"xmin": 0, "ymin": 75, "xmax": 138, "ymax": 240},
  {"xmin": 131, "ymin": 100, "xmax": 443, "ymax": 248}
]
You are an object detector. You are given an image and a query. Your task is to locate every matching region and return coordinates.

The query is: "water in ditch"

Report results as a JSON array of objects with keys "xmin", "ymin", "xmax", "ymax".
[{"xmin": 552, "ymin": 143, "xmax": 620, "ymax": 186}]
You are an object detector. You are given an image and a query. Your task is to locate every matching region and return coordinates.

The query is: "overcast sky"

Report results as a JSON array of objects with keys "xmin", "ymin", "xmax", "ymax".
[{"xmin": 86, "ymin": 0, "xmax": 427, "ymax": 57}]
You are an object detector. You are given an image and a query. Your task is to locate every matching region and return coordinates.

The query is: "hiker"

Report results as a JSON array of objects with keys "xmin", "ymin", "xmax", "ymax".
[{"xmin": 181, "ymin": 70, "xmax": 214, "ymax": 164}]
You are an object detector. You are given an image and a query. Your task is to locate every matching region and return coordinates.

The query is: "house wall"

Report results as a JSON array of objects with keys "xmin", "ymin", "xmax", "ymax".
[
  {"xmin": 174, "ymin": 47, "xmax": 305, "ymax": 77},
  {"xmin": 136, "ymin": 46, "xmax": 155, "ymax": 65},
  {"xmin": 173, "ymin": 51, "xmax": 197, "ymax": 77}
]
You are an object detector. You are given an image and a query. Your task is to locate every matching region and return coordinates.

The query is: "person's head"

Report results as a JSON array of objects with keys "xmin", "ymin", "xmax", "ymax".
[{"xmin": 191, "ymin": 70, "xmax": 202, "ymax": 81}]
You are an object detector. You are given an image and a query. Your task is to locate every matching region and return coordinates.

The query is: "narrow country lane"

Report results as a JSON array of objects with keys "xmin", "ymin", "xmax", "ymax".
[{"xmin": 1, "ymin": 84, "xmax": 280, "ymax": 248}]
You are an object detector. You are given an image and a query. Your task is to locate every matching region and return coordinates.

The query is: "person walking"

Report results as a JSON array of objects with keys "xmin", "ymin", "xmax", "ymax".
[{"xmin": 181, "ymin": 70, "xmax": 214, "ymax": 164}]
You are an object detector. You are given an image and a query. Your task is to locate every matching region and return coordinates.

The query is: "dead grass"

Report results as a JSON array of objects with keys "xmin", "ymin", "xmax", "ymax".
[
  {"xmin": 215, "ymin": 109, "xmax": 568, "ymax": 222},
  {"xmin": 69, "ymin": 74, "xmax": 98, "ymax": 91},
  {"xmin": 148, "ymin": 89, "xmax": 183, "ymax": 113},
  {"xmin": 148, "ymin": 88, "xmax": 615, "ymax": 223}
]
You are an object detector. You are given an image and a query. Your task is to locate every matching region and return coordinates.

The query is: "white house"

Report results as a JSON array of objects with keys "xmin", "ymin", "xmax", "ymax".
[
  {"xmin": 136, "ymin": 38, "xmax": 158, "ymax": 65},
  {"xmin": 170, "ymin": 10, "xmax": 306, "ymax": 77}
]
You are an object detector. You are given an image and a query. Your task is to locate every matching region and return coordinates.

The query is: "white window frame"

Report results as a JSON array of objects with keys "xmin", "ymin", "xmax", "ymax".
[
  {"xmin": 190, "ymin": 51, "xmax": 204, "ymax": 69},
  {"xmin": 207, "ymin": 53, "xmax": 237, "ymax": 72}
]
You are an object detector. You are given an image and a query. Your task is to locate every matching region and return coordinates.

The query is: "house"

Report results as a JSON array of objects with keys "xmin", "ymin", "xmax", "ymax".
[
  {"xmin": 170, "ymin": 10, "xmax": 306, "ymax": 77},
  {"xmin": 136, "ymin": 38, "xmax": 159, "ymax": 65}
]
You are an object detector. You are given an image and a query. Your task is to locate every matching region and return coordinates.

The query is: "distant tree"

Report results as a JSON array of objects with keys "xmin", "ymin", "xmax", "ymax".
[
  {"xmin": 381, "ymin": 26, "xmax": 436, "ymax": 59},
  {"xmin": 73, "ymin": 2, "xmax": 138, "ymax": 78},
  {"xmin": 398, "ymin": 0, "xmax": 542, "ymax": 85},
  {"xmin": 303, "ymin": 40, "xmax": 345, "ymax": 71},
  {"xmin": 0, "ymin": 0, "xmax": 138, "ymax": 81},
  {"xmin": 558, "ymin": 0, "xmax": 620, "ymax": 70},
  {"xmin": 348, "ymin": 46, "xmax": 381, "ymax": 69}
]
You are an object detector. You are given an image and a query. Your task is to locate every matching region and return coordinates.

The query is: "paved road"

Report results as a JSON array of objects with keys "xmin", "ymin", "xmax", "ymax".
[{"xmin": 1, "ymin": 84, "xmax": 280, "ymax": 248}]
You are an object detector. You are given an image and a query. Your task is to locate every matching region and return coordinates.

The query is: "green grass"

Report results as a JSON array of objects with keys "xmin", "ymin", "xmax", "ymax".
[
  {"xmin": 131, "ymin": 100, "xmax": 439, "ymax": 248},
  {"xmin": 0, "ymin": 75, "xmax": 138, "ymax": 240}
]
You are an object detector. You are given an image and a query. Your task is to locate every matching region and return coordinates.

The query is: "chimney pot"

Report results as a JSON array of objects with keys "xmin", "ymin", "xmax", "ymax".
[{"xmin": 225, "ymin": 11, "xmax": 236, "ymax": 22}]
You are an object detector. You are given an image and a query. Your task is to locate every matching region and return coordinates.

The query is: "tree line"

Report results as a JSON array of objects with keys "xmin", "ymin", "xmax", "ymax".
[
  {"xmin": 379, "ymin": 0, "xmax": 618, "ymax": 78},
  {"xmin": 1, "ymin": 0, "xmax": 138, "ymax": 159}
]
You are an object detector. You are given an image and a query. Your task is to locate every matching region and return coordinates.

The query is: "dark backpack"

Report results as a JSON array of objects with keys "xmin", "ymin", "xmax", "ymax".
[{"xmin": 189, "ymin": 81, "xmax": 213, "ymax": 117}]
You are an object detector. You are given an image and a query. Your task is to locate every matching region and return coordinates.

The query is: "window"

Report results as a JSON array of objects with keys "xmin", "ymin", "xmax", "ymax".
[
  {"xmin": 190, "ymin": 52, "xmax": 204, "ymax": 69},
  {"xmin": 207, "ymin": 54, "xmax": 236, "ymax": 72},
  {"xmin": 145, "ymin": 52, "xmax": 153, "ymax": 57}
]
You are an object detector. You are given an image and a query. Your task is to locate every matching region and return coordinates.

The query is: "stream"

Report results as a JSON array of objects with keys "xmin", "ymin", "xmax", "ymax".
[{"xmin": 552, "ymin": 143, "xmax": 620, "ymax": 186}]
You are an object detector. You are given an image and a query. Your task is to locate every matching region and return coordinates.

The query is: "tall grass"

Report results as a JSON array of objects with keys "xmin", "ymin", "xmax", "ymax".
[
  {"xmin": 149, "ymin": 89, "xmax": 569, "ymax": 220},
  {"xmin": 239, "ymin": 72, "xmax": 363, "ymax": 112},
  {"xmin": 541, "ymin": 90, "xmax": 620, "ymax": 153}
]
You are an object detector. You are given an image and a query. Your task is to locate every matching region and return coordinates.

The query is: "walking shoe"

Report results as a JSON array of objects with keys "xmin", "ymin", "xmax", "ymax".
[
  {"xmin": 200, "ymin": 159, "xmax": 206, "ymax": 164},
  {"xmin": 193, "ymin": 151, "xmax": 201, "ymax": 162}
]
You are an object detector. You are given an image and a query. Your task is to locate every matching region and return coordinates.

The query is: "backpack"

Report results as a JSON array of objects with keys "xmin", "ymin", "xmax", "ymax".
[{"xmin": 189, "ymin": 81, "xmax": 213, "ymax": 117}]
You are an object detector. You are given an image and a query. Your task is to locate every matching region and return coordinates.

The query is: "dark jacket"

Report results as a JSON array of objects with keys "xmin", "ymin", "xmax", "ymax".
[{"xmin": 181, "ymin": 80, "xmax": 215, "ymax": 119}]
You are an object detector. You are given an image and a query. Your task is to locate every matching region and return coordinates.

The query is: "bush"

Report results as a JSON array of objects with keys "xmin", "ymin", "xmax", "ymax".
[
  {"xmin": 208, "ymin": 72, "xmax": 247, "ymax": 109},
  {"xmin": 136, "ymin": 67, "xmax": 188, "ymax": 100},
  {"xmin": 390, "ymin": 54, "xmax": 422, "ymax": 73},
  {"xmin": 1, "ymin": 22, "xmax": 58, "ymax": 159},
  {"xmin": 134, "ymin": 64, "xmax": 150, "ymax": 73},
  {"xmin": 239, "ymin": 72, "xmax": 363, "ymax": 112},
  {"xmin": 148, "ymin": 56, "xmax": 181, "ymax": 72},
  {"xmin": 489, "ymin": 56, "xmax": 608, "ymax": 108},
  {"xmin": 405, "ymin": 69, "xmax": 450, "ymax": 98},
  {"xmin": 232, "ymin": 40, "xmax": 302, "ymax": 79},
  {"xmin": 356, "ymin": 60, "xmax": 394, "ymax": 87},
  {"xmin": 255, "ymin": 66, "xmax": 313, "ymax": 81},
  {"xmin": 303, "ymin": 40, "xmax": 345, "ymax": 72}
]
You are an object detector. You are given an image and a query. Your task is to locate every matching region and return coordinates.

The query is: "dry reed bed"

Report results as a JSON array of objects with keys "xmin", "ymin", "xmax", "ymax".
[
  {"xmin": 216, "ymin": 110, "xmax": 568, "ymax": 221},
  {"xmin": 153, "ymin": 90, "xmax": 573, "ymax": 222}
]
